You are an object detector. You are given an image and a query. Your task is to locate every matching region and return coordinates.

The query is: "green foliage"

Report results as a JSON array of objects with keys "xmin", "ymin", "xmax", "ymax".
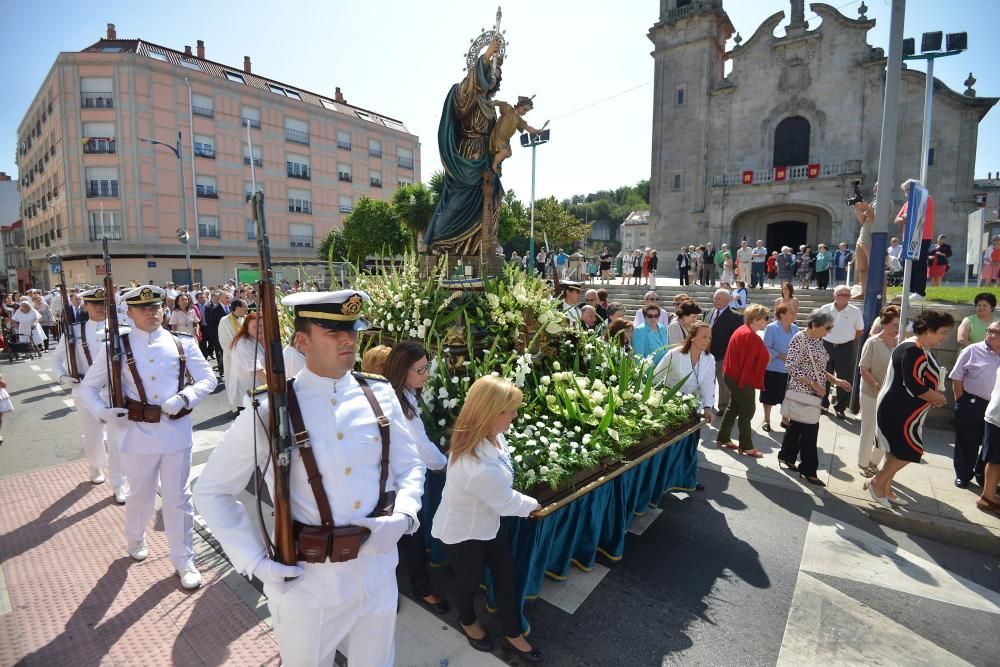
[
  {"xmin": 341, "ymin": 197, "xmax": 410, "ymax": 261},
  {"xmin": 884, "ymin": 286, "xmax": 1000, "ymax": 304},
  {"xmin": 317, "ymin": 227, "xmax": 347, "ymax": 264},
  {"xmin": 498, "ymin": 189, "xmax": 530, "ymax": 245},
  {"xmin": 391, "ymin": 182, "xmax": 436, "ymax": 250},
  {"xmin": 531, "ymin": 196, "xmax": 592, "ymax": 248},
  {"xmin": 428, "ymin": 170, "xmax": 445, "ymax": 200}
]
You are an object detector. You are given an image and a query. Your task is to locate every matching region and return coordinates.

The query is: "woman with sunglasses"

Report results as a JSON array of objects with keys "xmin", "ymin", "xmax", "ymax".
[
  {"xmin": 382, "ymin": 342, "xmax": 450, "ymax": 616},
  {"xmin": 633, "ymin": 304, "xmax": 670, "ymax": 368}
]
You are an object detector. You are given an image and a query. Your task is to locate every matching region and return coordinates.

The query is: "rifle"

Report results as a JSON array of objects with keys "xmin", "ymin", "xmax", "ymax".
[
  {"xmin": 102, "ymin": 238, "xmax": 124, "ymax": 409},
  {"xmin": 54, "ymin": 260, "xmax": 80, "ymax": 382},
  {"xmin": 251, "ymin": 191, "xmax": 296, "ymax": 566}
]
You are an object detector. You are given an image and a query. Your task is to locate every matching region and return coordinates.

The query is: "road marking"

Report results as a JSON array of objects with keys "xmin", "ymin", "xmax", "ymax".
[
  {"xmin": 48, "ymin": 385, "xmax": 64, "ymax": 394},
  {"xmin": 627, "ymin": 507, "xmax": 663, "ymax": 535},
  {"xmin": 62, "ymin": 398, "xmax": 75, "ymax": 408},
  {"xmin": 38, "ymin": 373, "xmax": 51, "ymax": 382},
  {"xmin": 29, "ymin": 364, "xmax": 41, "ymax": 371},
  {"xmin": 539, "ymin": 563, "xmax": 610, "ymax": 614}
]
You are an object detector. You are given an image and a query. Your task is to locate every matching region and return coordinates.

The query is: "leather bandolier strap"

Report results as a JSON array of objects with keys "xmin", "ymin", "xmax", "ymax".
[
  {"xmin": 120, "ymin": 333, "xmax": 193, "ymax": 422},
  {"xmin": 79, "ymin": 322, "xmax": 93, "ymax": 368},
  {"xmin": 353, "ymin": 373, "xmax": 392, "ymax": 514},
  {"xmin": 286, "ymin": 379, "xmax": 334, "ymax": 529}
]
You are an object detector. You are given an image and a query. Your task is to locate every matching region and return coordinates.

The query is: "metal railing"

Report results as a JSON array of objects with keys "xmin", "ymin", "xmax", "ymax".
[
  {"xmin": 285, "ymin": 128, "xmax": 310, "ymax": 145},
  {"xmin": 198, "ymin": 223, "xmax": 220, "ymax": 238},
  {"xmin": 339, "ymin": 202, "xmax": 353, "ymax": 213},
  {"xmin": 81, "ymin": 92, "xmax": 114, "ymax": 109},
  {"xmin": 338, "ymin": 172, "xmax": 352, "ymax": 183},
  {"xmin": 288, "ymin": 199, "xmax": 312, "ymax": 214},
  {"xmin": 368, "ymin": 148, "xmax": 382, "ymax": 158},
  {"xmin": 241, "ymin": 117, "xmax": 261, "ymax": 129},
  {"xmin": 243, "ymin": 156, "xmax": 262, "ymax": 166},
  {"xmin": 711, "ymin": 160, "xmax": 863, "ymax": 187},
  {"xmin": 87, "ymin": 179, "xmax": 119, "ymax": 198},
  {"xmin": 337, "ymin": 140, "xmax": 352, "ymax": 150},
  {"xmin": 89, "ymin": 222, "xmax": 122, "ymax": 241},
  {"xmin": 398, "ymin": 156, "xmax": 414, "ymax": 169},
  {"xmin": 370, "ymin": 178, "xmax": 383, "ymax": 188},
  {"xmin": 192, "ymin": 105, "xmax": 214, "ymax": 118},
  {"xmin": 196, "ymin": 184, "xmax": 218, "ymax": 198},
  {"xmin": 287, "ymin": 162, "xmax": 311, "ymax": 179},
  {"xmin": 290, "ymin": 234, "xmax": 314, "ymax": 248},
  {"xmin": 83, "ymin": 138, "xmax": 116, "ymax": 154},
  {"xmin": 194, "ymin": 145, "xmax": 215, "ymax": 159}
]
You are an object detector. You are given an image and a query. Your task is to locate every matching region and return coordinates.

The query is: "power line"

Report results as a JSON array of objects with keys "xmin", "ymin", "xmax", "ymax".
[{"xmin": 548, "ymin": 81, "xmax": 652, "ymax": 123}]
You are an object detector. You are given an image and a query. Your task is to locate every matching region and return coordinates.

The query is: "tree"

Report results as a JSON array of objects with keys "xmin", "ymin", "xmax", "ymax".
[
  {"xmin": 317, "ymin": 227, "xmax": 347, "ymax": 263},
  {"xmin": 498, "ymin": 189, "xmax": 529, "ymax": 245},
  {"xmin": 342, "ymin": 196, "xmax": 410, "ymax": 261},
  {"xmin": 530, "ymin": 196, "xmax": 591, "ymax": 248},
  {"xmin": 391, "ymin": 182, "xmax": 436, "ymax": 250},
  {"xmin": 429, "ymin": 170, "xmax": 445, "ymax": 200}
]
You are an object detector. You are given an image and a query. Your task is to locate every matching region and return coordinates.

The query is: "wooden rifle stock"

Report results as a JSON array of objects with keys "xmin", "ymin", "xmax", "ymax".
[
  {"xmin": 101, "ymin": 238, "xmax": 124, "ymax": 409},
  {"xmin": 251, "ymin": 191, "xmax": 296, "ymax": 565},
  {"xmin": 54, "ymin": 262, "xmax": 80, "ymax": 382}
]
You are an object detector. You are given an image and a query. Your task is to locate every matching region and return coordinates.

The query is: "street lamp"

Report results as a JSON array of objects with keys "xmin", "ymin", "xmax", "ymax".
[
  {"xmin": 140, "ymin": 131, "xmax": 193, "ymax": 287},
  {"xmin": 521, "ymin": 128, "xmax": 550, "ymax": 278},
  {"xmin": 896, "ymin": 30, "xmax": 968, "ymax": 341}
]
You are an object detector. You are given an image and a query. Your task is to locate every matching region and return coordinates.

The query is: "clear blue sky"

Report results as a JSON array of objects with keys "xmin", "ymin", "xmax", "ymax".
[{"xmin": 1, "ymin": 0, "xmax": 996, "ymax": 204}]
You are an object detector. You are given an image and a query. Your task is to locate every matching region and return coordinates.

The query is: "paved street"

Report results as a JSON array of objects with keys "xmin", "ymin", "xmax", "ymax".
[{"xmin": 1, "ymin": 350, "xmax": 998, "ymax": 666}]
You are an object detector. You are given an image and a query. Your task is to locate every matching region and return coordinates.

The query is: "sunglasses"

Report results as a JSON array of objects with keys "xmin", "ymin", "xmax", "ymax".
[{"xmin": 645, "ymin": 311, "xmax": 661, "ymax": 318}]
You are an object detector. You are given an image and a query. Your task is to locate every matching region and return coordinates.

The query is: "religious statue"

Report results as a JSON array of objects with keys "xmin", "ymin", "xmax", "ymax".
[{"xmin": 423, "ymin": 7, "xmax": 534, "ymax": 259}]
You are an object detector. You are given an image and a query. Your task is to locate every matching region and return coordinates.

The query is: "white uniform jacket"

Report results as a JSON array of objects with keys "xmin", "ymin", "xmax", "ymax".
[
  {"xmin": 193, "ymin": 367, "xmax": 426, "ymax": 608},
  {"xmin": 50, "ymin": 318, "xmax": 107, "ymax": 380},
  {"xmin": 79, "ymin": 327, "xmax": 217, "ymax": 455},
  {"xmin": 402, "ymin": 388, "xmax": 448, "ymax": 471}
]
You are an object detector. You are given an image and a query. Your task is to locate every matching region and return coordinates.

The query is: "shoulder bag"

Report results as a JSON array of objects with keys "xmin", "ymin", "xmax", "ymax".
[{"xmin": 781, "ymin": 340, "xmax": 823, "ymax": 425}]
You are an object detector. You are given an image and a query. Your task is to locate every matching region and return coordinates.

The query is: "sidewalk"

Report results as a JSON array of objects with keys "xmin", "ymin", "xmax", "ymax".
[
  {"xmin": 698, "ymin": 408, "xmax": 1000, "ymax": 555},
  {"xmin": 0, "ymin": 461, "xmax": 280, "ymax": 666}
]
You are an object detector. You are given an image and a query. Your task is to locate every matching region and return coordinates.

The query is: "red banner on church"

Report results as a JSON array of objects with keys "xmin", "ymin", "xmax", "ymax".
[
  {"xmin": 807, "ymin": 163, "xmax": 820, "ymax": 179},
  {"xmin": 774, "ymin": 166, "xmax": 787, "ymax": 181},
  {"xmin": 742, "ymin": 170, "xmax": 753, "ymax": 185}
]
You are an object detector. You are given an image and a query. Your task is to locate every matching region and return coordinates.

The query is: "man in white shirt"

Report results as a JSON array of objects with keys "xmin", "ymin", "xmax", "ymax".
[
  {"xmin": 194, "ymin": 290, "xmax": 424, "ymax": 667},
  {"xmin": 819, "ymin": 285, "xmax": 864, "ymax": 418},
  {"xmin": 632, "ymin": 290, "xmax": 670, "ymax": 329},
  {"xmin": 735, "ymin": 240, "xmax": 754, "ymax": 285},
  {"xmin": 750, "ymin": 240, "xmax": 768, "ymax": 289},
  {"xmin": 218, "ymin": 297, "xmax": 246, "ymax": 384}
]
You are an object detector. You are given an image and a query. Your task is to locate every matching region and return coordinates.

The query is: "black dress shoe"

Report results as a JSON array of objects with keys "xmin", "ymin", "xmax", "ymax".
[
  {"xmin": 954, "ymin": 478, "xmax": 969, "ymax": 489},
  {"xmin": 463, "ymin": 632, "xmax": 493, "ymax": 653},
  {"xmin": 778, "ymin": 458, "xmax": 798, "ymax": 472},
  {"xmin": 695, "ymin": 483, "xmax": 706, "ymax": 491},
  {"xmin": 799, "ymin": 473, "xmax": 826, "ymax": 487},
  {"xmin": 503, "ymin": 637, "xmax": 544, "ymax": 663},
  {"xmin": 418, "ymin": 596, "xmax": 449, "ymax": 615}
]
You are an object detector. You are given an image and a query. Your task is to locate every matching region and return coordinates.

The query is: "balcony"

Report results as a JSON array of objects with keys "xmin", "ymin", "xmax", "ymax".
[
  {"xmin": 192, "ymin": 105, "xmax": 214, "ymax": 118},
  {"xmin": 368, "ymin": 148, "xmax": 382, "ymax": 158},
  {"xmin": 339, "ymin": 203, "xmax": 353, "ymax": 213},
  {"xmin": 290, "ymin": 234, "xmax": 314, "ymax": 248},
  {"xmin": 242, "ymin": 117, "xmax": 261, "ymax": 129},
  {"xmin": 285, "ymin": 128, "xmax": 310, "ymax": 145},
  {"xmin": 194, "ymin": 145, "xmax": 216, "ymax": 159},
  {"xmin": 87, "ymin": 180, "xmax": 119, "ymax": 198},
  {"xmin": 81, "ymin": 92, "xmax": 114, "ymax": 109},
  {"xmin": 338, "ymin": 172, "xmax": 352, "ymax": 183},
  {"xmin": 287, "ymin": 163, "xmax": 311, "ymax": 180},
  {"xmin": 83, "ymin": 138, "xmax": 116, "ymax": 154},
  {"xmin": 370, "ymin": 177, "xmax": 383, "ymax": 188},
  {"xmin": 89, "ymin": 222, "xmax": 122, "ymax": 241},
  {"xmin": 196, "ymin": 185, "xmax": 218, "ymax": 198},
  {"xmin": 337, "ymin": 140, "xmax": 352, "ymax": 150},
  {"xmin": 288, "ymin": 199, "xmax": 312, "ymax": 214},
  {"xmin": 243, "ymin": 156, "xmax": 263, "ymax": 167},
  {"xmin": 398, "ymin": 156, "xmax": 414, "ymax": 170},
  {"xmin": 198, "ymin": 224, "xmax": 220, "ymax": 239},
  {"xmin": 712, "ymin": 160, "xmax": 862, "ymax": 187}
]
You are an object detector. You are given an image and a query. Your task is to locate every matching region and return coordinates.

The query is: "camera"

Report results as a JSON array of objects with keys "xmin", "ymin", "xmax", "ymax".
[{"xmin": 845, "ymin": 179, "xmax": 865, "ymax": 207}]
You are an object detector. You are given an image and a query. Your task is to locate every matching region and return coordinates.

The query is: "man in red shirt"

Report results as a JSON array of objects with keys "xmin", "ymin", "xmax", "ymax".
[{"xmin": 895, "ymin": 178, "xmax": 935, "ymax": 300}]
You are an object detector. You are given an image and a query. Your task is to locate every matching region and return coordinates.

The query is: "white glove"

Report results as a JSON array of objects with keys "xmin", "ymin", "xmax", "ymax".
[
  {"xmin": 252, "ymin": 557, "xmax": 304, "ymax": 584},
  {"xmin": 99, "ymin": 407, "xmax": 128, "ymax": 425},
  {"xmin": 355, "ymin": 514, "xmax": 411, "ymax": 555},
  {"xmin": 161, "ymin": 394, "xmax": 186, "ymax": 416}
]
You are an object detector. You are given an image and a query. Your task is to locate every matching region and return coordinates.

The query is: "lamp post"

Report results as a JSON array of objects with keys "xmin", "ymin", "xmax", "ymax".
[
  {"xmin": 140, "ymin": 131, "xmax": 193, "ymax": 287},
  {"xmin": 896, "ymin": 30, "xmax": 967, "ymax": 340},
  {"xmin": 521, "ymin": 129, "xmax": 551, "ymax": 278}
]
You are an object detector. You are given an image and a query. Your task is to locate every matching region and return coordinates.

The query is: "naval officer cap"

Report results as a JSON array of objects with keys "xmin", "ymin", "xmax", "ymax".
[
  {"xmin": 123, "ymin": 284, "xmax": 165, "ymax": 307},
  {"xmin": 561, "ymin": 280, "xmax": 584, "ymax": 294},
  {"xmin": 79, "ymin": 287, "xmax": 107, "ymax": 303},
  {"xmin": 281, "ymin": 289, "xmax": 371, "ymax": 332}
]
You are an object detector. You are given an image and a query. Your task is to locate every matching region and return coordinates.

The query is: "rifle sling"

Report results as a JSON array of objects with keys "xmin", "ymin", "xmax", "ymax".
[
  {"xmin": 79, "ymin": 322, "xmax": 93, "ymax": 368},
  {"xmin": 353, "ymin": 373, "xmax": 391, "ymax": 507}
]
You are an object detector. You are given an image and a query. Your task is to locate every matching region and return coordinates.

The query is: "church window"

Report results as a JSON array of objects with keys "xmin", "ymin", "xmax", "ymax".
[
  {"xmin": 927, "ymin": 148, "xmax": 935, "ymax": 166},
  {"xmin": 673, "ymin": 173, "xmax": 682, "ymax": 191},
  {"xmin": 772, "ymin": 116, "xmax": 810, "ymax": 167},
  {"xmin": 675, "ymin": 86, "xmax": 685, "ymax": 106}
]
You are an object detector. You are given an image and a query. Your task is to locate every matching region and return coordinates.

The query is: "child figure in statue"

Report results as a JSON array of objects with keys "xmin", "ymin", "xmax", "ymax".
[{"xmin": 490, "ymin": 95, "xmax": 545, "ymax": 176}]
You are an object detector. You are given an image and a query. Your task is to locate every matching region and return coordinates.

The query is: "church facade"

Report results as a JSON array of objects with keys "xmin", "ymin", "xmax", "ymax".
[{"xmin": 648, "ymin": 0, "xmax": 995, "ymax": 266}]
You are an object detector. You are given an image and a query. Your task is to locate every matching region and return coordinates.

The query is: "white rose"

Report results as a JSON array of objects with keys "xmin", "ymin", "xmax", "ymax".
[
  {"xmin": 539, "ymin": 465, "xmax": 550, "ymax": 475},
  {"xmin": 582, "ymin": 434, "xmax": 592, "ymax": 444},
  {"xmin": 552, "ymin": 361, "xmax": 561, "ymax": 371},
  {"xmin": 387, "ymin": 323, "xmax": 395, "ymax": 332},
  {"xmin": 451, "ymin": 376, "xmax": 459, "ymax": 384},
  {"xmin": 515, "ymin": 454, "xmax": 523, "ymax": 463},
  {"xmin": 438, "ymin": 419, "xmax": 446, "ymax": 426}
]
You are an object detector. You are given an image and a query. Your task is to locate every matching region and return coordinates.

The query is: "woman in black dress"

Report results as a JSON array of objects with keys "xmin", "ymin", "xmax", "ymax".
[{"xmin": 870, "ymin": 310, "xmax": 954, "ymax": 507}]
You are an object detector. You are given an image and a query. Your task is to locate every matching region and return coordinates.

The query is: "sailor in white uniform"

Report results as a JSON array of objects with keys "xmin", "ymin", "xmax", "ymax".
[
  {"xmin": 80, "ymin": 285, "xmax": 217, "ymax": 589},
  {"xmin": 194, "ymin": 290, "xmax": 425, "ymax": 667},
  {"xmin": 50, "ymin": 287, "xmax": 128, "ymax": 502}
]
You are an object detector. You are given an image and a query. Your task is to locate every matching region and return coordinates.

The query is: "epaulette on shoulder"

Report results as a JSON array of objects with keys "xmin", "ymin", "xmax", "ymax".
[
  {"xmin": 353, "ymin": 371, "xmax": 389, "ymax": 382},
  {"xmin": 247, "ymin": 384, "xmax": 269, "ymax": 397}
]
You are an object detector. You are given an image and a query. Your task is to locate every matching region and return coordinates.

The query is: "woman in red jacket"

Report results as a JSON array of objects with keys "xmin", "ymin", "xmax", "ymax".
[{"xmin": 716, "ymin": 303, "xmax": 771, "ymax": 457}]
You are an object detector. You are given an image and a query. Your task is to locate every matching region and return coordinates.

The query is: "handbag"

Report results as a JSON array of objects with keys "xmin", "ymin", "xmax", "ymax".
[{"xmin": 780, "ymin": 339, "xmax": 824, "ymax": 425}]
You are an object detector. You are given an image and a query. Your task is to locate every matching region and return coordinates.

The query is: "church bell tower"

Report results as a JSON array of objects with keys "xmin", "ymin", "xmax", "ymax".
[{"xmin": 648, "ymin": 0, "xmax": 734, "ymax": 250}]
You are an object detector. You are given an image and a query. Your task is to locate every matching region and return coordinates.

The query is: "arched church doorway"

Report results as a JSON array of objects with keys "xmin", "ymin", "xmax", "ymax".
[{"xmin": 766, "ymin": 221, "xmax": 807, "ymax": 253}]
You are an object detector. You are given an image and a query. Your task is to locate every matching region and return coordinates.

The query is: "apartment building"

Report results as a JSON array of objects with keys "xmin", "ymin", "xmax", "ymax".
[
  {"xmin": 2, "ymin": 221, "xmax": 28, "ymax": 292},
  {"xmin": 16, "ymin": 23, "xmax": 420, "ymax": 287}
]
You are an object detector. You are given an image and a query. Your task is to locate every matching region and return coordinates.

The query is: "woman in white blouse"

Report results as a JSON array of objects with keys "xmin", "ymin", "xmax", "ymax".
[
  {"xmin": 383, "ymin": 342, "xmax": 449, "ymax": 615},
  {"xmin": 225, "ymin": 313, "xmax": 265, "ymax": 410},
  {"xmin": 168, "ymin": 293, "xmax": 199, "ymax": 336},
  {"xmin": 666, "ymin": 299, "xmax": 702, "ymax": 347},
  {"xmin": 11, "ymin": 299, "xmax": 43, "ymax": 356},
  {"xmin": 431, "ymin": 375, "xmax": 542, "ymax": 662},
  {"xmin": 654, "ymin": 321, "xmax": 715, "ymax": 422}
]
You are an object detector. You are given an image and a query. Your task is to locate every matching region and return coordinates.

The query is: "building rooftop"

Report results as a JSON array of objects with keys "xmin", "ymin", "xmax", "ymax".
[
  {"xmin": 622, "ymin": 210, "xmax": 650, "ymax": 226},
  {"xmin": 81, "ymin": 24, "xmax": 410, "ymax": 133}
]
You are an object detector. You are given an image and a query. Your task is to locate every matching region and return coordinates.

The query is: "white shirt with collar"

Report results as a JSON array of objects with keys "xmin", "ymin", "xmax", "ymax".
[
  {"xmin": 51, "ymin": 318, "xmax": 108, "ymax": 380},
  {"xmin": 820, "ymin": 302, "xmax": 864, "ymax": 345},
  {"xmin": 193, "ymin": 367, "xmax": 425, "ymax": 608},
  {"xmin": 79, "ymin": 326, "xmax": 217, "ymax": 454},
  {"xmin": 432, "ymin": 433, "xmax": 538, "ymax": 544},
  {"xmin": 653, "ymin": 347, "xmax": 716, "ymax": 409},
  {"xmin": 403, "ymin": 388, "xmax": 448, "ymax": 471}
]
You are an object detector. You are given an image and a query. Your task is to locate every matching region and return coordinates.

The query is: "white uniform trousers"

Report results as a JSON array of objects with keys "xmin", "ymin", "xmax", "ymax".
[
  {"xmin": 858, "ymin": 391, "xmax": 886, "ymax": 469},
  {"xmin": 74, "ymin": 386, "xmax": 125, "ymax": 487},
  {"xmin": 120, "ymin": 448, "xmax": 194, "ymax": 571},
  {"xmin": 270, "ymin": 585, "xmax": 397, "ymax": 667}
]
